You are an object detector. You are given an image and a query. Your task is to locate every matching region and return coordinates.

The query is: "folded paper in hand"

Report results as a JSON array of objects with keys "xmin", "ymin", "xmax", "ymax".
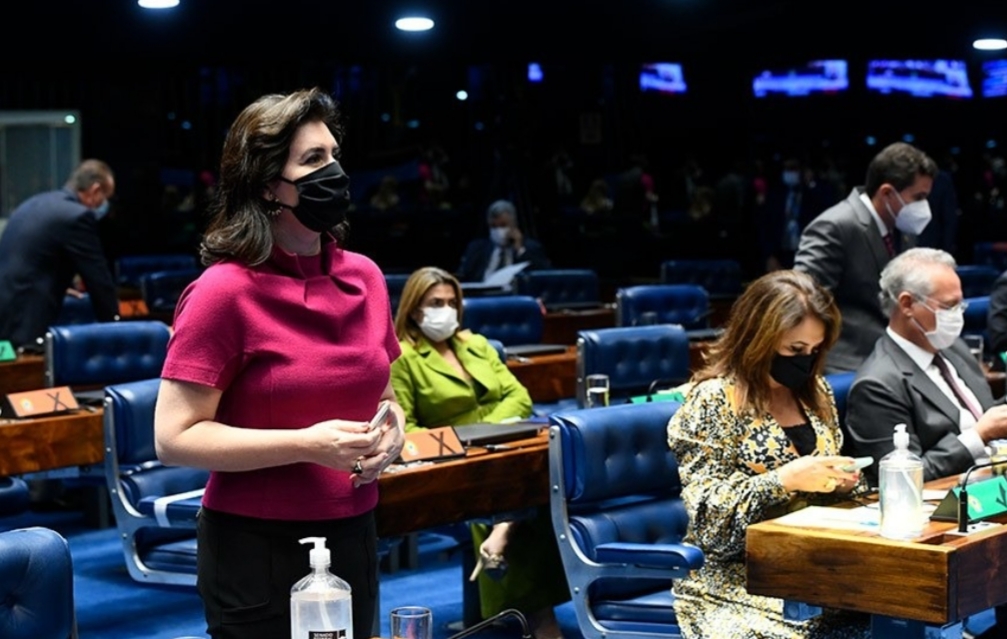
[{"xmin": 483, "ymin": 261, "xmax": 530, "ymax": 287}]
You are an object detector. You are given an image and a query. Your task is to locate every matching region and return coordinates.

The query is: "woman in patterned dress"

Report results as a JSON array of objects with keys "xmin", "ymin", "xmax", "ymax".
[{"xmin": 667, "ymin": 270, "xmax": 870, "ymax": 639}]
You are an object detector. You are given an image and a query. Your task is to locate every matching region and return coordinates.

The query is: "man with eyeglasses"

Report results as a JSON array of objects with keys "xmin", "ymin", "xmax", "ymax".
[{"xmin": 845, "ymin": 247, "xmax": 1007, "ymax": 493}]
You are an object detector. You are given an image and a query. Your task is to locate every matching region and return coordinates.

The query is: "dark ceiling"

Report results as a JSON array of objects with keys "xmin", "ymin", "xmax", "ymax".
[{"xmin": 17, "ymin": 1, "xmax": 1007, "ymax": 66}]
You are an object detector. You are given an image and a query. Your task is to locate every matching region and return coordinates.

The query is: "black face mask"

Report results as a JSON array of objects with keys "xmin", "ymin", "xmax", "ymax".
[
  {"xmin": 279, "ymin": 161, "xmax": 351, "ymax": 233},
  {"xmin": 769, "ymin": 353, "xmax": 816, "ymax": 390}
]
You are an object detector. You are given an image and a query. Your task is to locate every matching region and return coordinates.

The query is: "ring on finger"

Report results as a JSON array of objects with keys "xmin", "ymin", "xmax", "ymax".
[{"xmin": 352, "ymin": 459, "xmax": 364, "ymax": 474}]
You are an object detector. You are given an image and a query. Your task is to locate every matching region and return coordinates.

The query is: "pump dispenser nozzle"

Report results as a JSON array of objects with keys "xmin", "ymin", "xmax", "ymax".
[
  {"xmin": 300, "ymin": 536, "xmax": 331, "ymax": 570},
  {"xmin": 893, "ymin": 423, "xmax": 909, "ymax": 449}
]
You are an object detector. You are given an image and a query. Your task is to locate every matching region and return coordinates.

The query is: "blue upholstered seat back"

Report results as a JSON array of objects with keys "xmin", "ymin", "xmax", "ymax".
[
  {"xmin": 616, "ymin": 285, "xmax": 709, "ymax": 330},
  {"xmin": 115, "ymin": 253, "xmax": 197, "ymax": 288},
  {"xmin": 384, "ymin": 273, "xmax": 411, "ymax": 315},
  {"xmin": 577, "ymin": 325, "xmax": 690, "ymax": 405},
  {"xmin": 46, "ymin": 320, "xmax": 171, "ymax": 388},
  {"xmin": 550, "ymin": 401, "xmax": 687, "ymax": 559},
  {"xmin": 515, "ymin": 269, "xmax": 601, "ymax": 307},
  {"xmin": 462, "ymin": 295, "xmax": 544, "ymax": 346},
  {"xmin": 956, "ymin": 265, "xmax": 1000, "ymax": 299},
  {"xmin": 104, "ymin": 378, "xmax": 209, "ymax": 507},
  {"xmin": 963, "ymin": 295, "xmax": 990, "ymax": 345},
  {"xmin": 659, "ymin": 259, "xmax": 742, "ymax": 296},
  {"xmin": 0, "ymin": 527, "xmax": 75, "ymax": 639},
  {"xmin": 139, "ymin": 268, "xmax": 201, "ymax": 314},
  {"xmin": 55, "ymin": 293, "xmax": 97, "ymax": 325}
]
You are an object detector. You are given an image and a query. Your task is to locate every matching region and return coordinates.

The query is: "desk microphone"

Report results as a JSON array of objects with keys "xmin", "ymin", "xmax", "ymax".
[
  {"xmin": 445, "ymin": 608, "xmax": 531, "ymax": 639},
  {"xmin": 957, "ymin": 460, "xmax": 1007, "ymax": 533}
]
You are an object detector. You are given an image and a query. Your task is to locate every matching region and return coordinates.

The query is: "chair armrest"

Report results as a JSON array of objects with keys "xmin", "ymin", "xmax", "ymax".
[{"xmin": 595, "ymin": 541, "xmax": 705, "ymax": 575}]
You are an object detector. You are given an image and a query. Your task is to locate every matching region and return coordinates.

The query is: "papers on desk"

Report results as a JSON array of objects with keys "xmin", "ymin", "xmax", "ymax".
[
  {"xmin": 483, "ymin": 261, "xmax": 530, "ymax": 288},
  {"xmin": 772, "ymin": 506, "xmax": 880, "ymax": 531}
]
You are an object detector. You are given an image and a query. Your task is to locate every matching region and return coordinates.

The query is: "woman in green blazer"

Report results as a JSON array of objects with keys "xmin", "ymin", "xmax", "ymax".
[{"xmin": 391, "ymin": 266, "xmax": 567, "ymax": 639}]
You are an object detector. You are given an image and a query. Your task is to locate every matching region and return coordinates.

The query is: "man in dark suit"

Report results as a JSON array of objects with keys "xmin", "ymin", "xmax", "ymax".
[
  {"xmin": 0, "ymin": 159, "xmax": 119, "ymax": 349},
  {"xmin": 848, "ymin": 247, "xmax": 1007, "ymax": 639},
  {"xmin": 795, "ymin": 142, "xmax": 939, "ymax": 373},
  {"xmin": 456, "ymin": 199, "xmax": 551, "ymax": 283}
]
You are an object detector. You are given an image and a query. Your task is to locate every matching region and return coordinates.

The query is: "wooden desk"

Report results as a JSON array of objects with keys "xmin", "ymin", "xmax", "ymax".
[
  {"xmin": 0, "ymin": 409, "xmax": 104, "ymax": 476},
  {"xmin": 375, "ymin": 433, "xmax": 549, "ymax": 538},
  {"xmin": 0, "ymin": 354, "xmax": 45, "ymax": 395},
  {"xmin": 541, "ymin": 307, "xmax": 615, "ymax": 345},
  {"xmin": 506, "ymin": 346, "xmax": 577, "ymax": 403},
  {"xmin": 746, "ymin": 475, "xmax": 1007, "ymax": 631}
]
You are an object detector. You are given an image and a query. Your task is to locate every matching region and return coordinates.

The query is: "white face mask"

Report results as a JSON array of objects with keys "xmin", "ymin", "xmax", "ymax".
[
  {"xmin": 489, "ymin": 226, "xmax": 510, "ymax": 247},
  {"xmin": 418, "ymin": 306, "xmax": 459, "ymax": 343},
  {"xmin": 912, "ymin": 298, "xmax": 964, "ymax": 351},
  {"xmin": 886, "ymin": 190, "xmax": 932, "ymax": 235}
]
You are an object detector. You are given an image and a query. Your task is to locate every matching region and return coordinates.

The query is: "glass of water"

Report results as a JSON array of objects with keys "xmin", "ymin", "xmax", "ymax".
[{"xmin": 585, "ymin": 374, "xmax": 610, "ymax": 408}]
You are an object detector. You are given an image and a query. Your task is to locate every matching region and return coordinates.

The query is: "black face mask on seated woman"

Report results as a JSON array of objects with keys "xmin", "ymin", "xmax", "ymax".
[
  {"xmin": 279, "ymin": 161, "xmax": 352, "ymax": 233},
  {"xmin": 769, "ymin": 353, "xmax": 816, "ymax": 390}
]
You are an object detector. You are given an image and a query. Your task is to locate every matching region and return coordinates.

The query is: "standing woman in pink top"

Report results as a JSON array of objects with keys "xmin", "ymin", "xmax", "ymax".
[{"xmin": 154, "ymin": 87, "xmax": 405, "ymax": 639}]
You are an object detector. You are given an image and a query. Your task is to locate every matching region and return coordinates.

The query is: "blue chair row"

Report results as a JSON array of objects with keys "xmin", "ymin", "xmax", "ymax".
[
  {"xmin": 957, "ymin": 265, "xmax": 1000, "ymax": 299},
  {"xmin": 44, "ymin": 320, "xmax": 171, "ymax": 389},
  {"xmin": 549, "ymin": 401, "xmax": 704, "ymax": 639},
  {"xmin": 616, "ymin": 285, "xmax": 711, "ymax": 333},
  {"xmin": 115, "ymin": 253, "xmax": 198, "ymax": 289},
  {"xmin": 660, "ymin": 259, "xmax": 743, "ymax": 297}
]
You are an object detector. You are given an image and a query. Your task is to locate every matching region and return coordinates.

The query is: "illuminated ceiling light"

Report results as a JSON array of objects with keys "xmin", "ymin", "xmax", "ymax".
[
  {"xmin": 395, "ymin": 17, "xmax": 434, "ymax": 31},
  {"xmin": 456, "ymin": 90, "xmax": 468, "ymax": 101},
  {"xmin": 138, "ymin": 0, "xmax": 180, "ymax": 7},
  {"xmin": 974, "ymin": 38, "xmax": 1007, "ymax": 51},
  {"xmin": 63, "ymin": 114, "xmax": 77, "ymax": 125}
]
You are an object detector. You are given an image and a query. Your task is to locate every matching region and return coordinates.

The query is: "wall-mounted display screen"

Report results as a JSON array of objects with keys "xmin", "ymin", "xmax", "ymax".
[
  {"xmin": 866, "ymin": 59, "xmax": 973, "ymax": 98},
  {"xmin": 982, "ymin": 60, "xmax": 1007, "ymax": 98},
  {"xmin": 752, "ymin": 60, "xmax": 849, "ymax": 97},
  {"xmin": 639, "ymin": 63, "xmax": 687, "ymax": 95}
]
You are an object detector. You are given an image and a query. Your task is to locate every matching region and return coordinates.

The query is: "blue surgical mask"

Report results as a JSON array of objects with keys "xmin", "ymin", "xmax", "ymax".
[{"xmin": 92, "ymin": 199, "xmax": 110, "ymax": 220}]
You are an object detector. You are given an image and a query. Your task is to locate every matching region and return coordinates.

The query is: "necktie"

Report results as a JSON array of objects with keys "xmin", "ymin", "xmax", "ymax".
[
  {"xmin": 883, "ymin": 233, "xmax": 896, "ymax": 258},
  {"xmin": 932, "ymin": 354, "xmax": 983, "ymax": 421}
]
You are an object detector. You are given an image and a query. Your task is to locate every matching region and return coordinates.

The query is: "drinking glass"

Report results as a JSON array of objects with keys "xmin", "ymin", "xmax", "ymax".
[
  {"xmin": 391, "ymin": 606, "xmax": 432, "ymax": 639},
  {"xmin": 585, "ymin": 374, "xmax": 610, "ymax": 408}
]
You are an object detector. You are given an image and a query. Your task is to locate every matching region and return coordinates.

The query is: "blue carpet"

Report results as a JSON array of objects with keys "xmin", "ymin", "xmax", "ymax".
[{"xmin": 3, "ymin": 511, "xmax": 581, "ymax": 639}]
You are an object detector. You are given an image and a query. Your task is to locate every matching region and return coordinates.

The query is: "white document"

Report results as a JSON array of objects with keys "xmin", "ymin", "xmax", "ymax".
[
  {"xmin": 483, "ymin": 261, "xmax": 530, "ymax": 287},
  {"xmin": 771, "ymin": 505, "xmax": 880, "ymax": 531}
]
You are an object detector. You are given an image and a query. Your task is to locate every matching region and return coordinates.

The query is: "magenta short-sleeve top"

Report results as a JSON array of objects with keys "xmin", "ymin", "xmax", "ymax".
[{"xmin": 161, "ymin": 241, "xmax": 401, "ymax": 521}]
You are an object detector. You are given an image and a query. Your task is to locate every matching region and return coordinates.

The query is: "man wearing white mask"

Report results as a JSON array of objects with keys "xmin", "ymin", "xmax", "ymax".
[
  {"xmin": 455, "ymin": 199, "xmax": 551, "ymax": 283},
  {"xmin": 0, "ymin": 159, "xmax": 118, "ymax": 349},
  {"xmin": 795, "ymin": 142, "xmax": 938, "ymax": 373},
  {"xmin": 845, "ymin": 248, "xmax": 1007, "ymax": 489}
]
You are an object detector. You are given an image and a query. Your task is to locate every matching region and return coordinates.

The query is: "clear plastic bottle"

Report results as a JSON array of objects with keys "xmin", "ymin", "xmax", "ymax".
[
  {"xmin": 291, "ymin": 536, "xmax": 353, "ymax": 639},
  {"xmin": 878, "ymin": 423, "xmax": 924, "ymax": 540}
]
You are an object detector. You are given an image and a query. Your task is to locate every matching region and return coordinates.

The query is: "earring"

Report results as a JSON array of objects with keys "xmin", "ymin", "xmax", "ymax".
[{"xmin": 265, "ymin": 194, "xmax": 282, "ymax": 218}]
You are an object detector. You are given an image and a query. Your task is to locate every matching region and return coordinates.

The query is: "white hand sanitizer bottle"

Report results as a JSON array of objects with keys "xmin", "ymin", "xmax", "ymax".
[
  {"xmin": 291, "ymin": 536, "xmax": 353, "ymax": 639},
  {"xmin": 878, "ymin": 423, "xmax": 924, "ymax": 540}
]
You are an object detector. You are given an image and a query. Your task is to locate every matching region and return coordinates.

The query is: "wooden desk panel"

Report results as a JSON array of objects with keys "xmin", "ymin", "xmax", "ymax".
[
  {"xmin": 0, "ymin": 410, "xmax": 104, "ymax": 476},
  {"xmin": 541, "ymin": 307, "xmax": 615, "ymax": 345},
  {"xmin": 0, "ymin": 355, "xmax": 45, "ymax": 395},
  {"xmin": 506, "ymin": 347, "xmax": 577, "ymax": 403},
  {"xmin": 746, "ymin": 475, "xmax": 1007, "ymax": 625},
  {"xmin": 376, "ymin": 434, "xmax": 549, "ymax": 538}
]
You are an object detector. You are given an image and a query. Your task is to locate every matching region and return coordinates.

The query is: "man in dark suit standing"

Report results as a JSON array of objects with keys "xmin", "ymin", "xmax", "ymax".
[
  {"xmin": 0, "ymin": 159, "xmax": 118, "ymax": 349},
  {"xmin": 795, "ymin": 142, "xmax": 939, "ymax": 373},
  {"xmin": 456, "ymin": 199, "xmax": 551, "ymax": 283},
  {"xmin": 846, "ymin": 247, "xmax": 1007, "ymax": 639}
]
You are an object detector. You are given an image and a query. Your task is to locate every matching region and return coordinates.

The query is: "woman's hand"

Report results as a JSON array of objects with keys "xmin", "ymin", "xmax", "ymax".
[
  {"xmin": 776, "ymin": 455, "xmax": 860, "ymax": 494},
  {"xmin": 303, "ymin": 418, "xmax": 382, "ymax": 473},
  {"xmin": 352, "ymin": 402, "xmax": 406, "ymax": 487},
  {"xmin": 469, "ymin": 521, "xmax": 513, "ymax": 581}
]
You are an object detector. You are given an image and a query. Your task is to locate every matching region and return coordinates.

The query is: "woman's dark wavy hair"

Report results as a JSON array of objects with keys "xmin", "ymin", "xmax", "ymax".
[
  {"xmin": 693, "ymin": 269, "xmax": 841, "ymax": 420},
  {"xmin": 200, "ymin": 87, "xmax": 347, "ymax": 266}
]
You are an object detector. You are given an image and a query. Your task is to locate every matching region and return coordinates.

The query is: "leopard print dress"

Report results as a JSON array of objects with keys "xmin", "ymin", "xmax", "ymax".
[{"xmin": 666, "ymin": 376, "xmax": 871, "ymax": 639}]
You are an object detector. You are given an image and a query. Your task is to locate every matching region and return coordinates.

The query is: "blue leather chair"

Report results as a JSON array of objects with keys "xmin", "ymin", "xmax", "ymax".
[
  {"xmin": 462, "ymin": 295, "xmax": 544, "ymax": 346},
  {"xmin": 139, "ymin": 268, "xmax": 201, "ymax": 315},
  {"xmin": 0, "ymin": 477, "xmax": 30, "ymax": 518},
  {"xmin": 956, "ymin": 265, "xmax": 1000, "ymax": 299},
  {"xmin": 549, "ymin": 402, "xmax": 704, "ymax": 639},
  {"xmin": 515, "ymin": 269, "xmax": 602, "ymax": 310},
  {"xmin": 964, "ymin": 296, "xmax": 990, "ymax": 347},
  {"xmin": 44, "ymin": 320, "xmax": 172, "ymax": 389},
  {"xmin": 576, "ymin": 325, "xmax": 690, "ymax": 407},
  {"xmin": 659, "ymin": 259, "xmax": 743, "ymax": 297},
  {"xmin": 385, "ymin": 273, "xmax": 411, "ymax": 315},
  {"xmin": 973, "ymin": 242, "xmax": 1007, "ymax": 273},
  {"xmin": 103, "ymin": 378, "xmax": 206, "ymax": 586},
  {"xmin": 825, "ymin": 371, "xmax": 856, "ymax": 453},
  {"xmin": 55, "ymin": 293, "xmax": 97, "ymax": 326},
  {"xmin": 115, "ymin": 253, "xmax": 198, "ymax": 289},
  {"xmin": 616, "ymin": 285, "xmax": 710, "ymax": 331},
  {"xmin": 0, "ymin": 527, "xmax": 76, "ymax": 639}
]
